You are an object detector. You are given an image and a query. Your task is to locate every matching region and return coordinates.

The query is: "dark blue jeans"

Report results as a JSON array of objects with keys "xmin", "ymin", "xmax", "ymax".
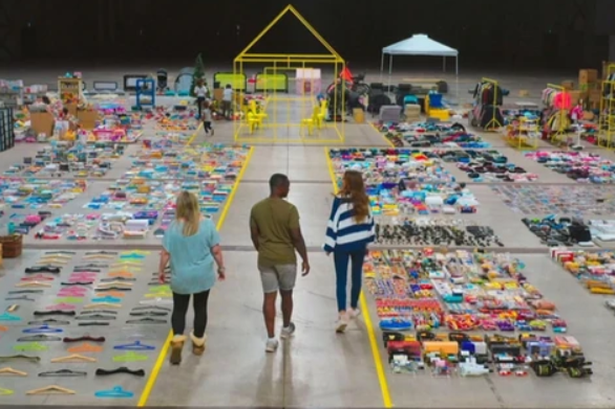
[{"xmin": 333, "ymin": 248, "xmax": 367, "ymax": 312}]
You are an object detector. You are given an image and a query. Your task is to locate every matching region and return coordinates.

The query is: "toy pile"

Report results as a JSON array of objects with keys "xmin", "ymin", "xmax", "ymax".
[
  {"xmin": 329, "ymin": 148, "xmax": 480, "ymax": 217},
  {"xmin": 151, "ymin": 106, "xmax": 199, "ymax": 133},
  {"xmin": 0, "ymin": 178, "xmax": 87, "ymax": 210},
  {"xmin": 377, "ymin": 122, "xmax": 489, "ymax": 148},
  {"xmin": 521, "ymin": 216, "xmax": 593, "ymax": 247},
  {"xmin": 490, "ymin": 185, "xmax": 615, "ymax": 216},
  {"xmin": 369, "ymin": 249, "xmax": 592, "ymax": 378},
  {"xmin": 3, "ymin": 142, "xmax": 125, "ymax": 178},
  {"xmin": 437, "ymin": 150, "xmax": 537, "ymax": 182},
  {"xmin": 524, "ymin": 151, "xmax": 615, "ymax": 184},
  {"xmin": 375, "ymin": 219, "xmax": 503, "ymax": 247},
  {"xmin": 552, "ymin": 249, "xmax": 615, "ymax": 295}
]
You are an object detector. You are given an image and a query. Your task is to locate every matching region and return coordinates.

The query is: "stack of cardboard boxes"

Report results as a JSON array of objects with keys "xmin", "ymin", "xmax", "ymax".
[{"xmin": 562, "ymin": 69, "xmax": 601, "ymax": 110}]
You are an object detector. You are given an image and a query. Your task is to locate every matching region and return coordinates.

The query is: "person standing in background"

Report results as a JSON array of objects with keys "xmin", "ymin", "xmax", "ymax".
[
  {"xmin": 222, "ymin": 84, "xmax": 233, "ymax": 119},
  {"xmin": 202, "ymin": 101, "xmax": 214, "ymax": 136},
  {"xmin": 194, "ymin": 79, "xmax": 208, "ymax": 119},
  {"xmin": 250, "ymin": 174, "xmax": 310, "ymax": 353},
  {"xmin": 324, "ymin": 170, "xmax": 375, "ymax": 333}
]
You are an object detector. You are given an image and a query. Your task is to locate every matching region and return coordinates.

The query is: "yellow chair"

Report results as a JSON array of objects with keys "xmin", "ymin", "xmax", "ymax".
[
  {"xmin": 317, "ymin": 100, "xmax": 328, "ymax": 128},
  {"xmin": 249, "ymin": 99, "xmax": 268, "ymax": 121},
  {"xmin": 247, "ymin": 112, "xmax": 262, "ymax": 134},
  {"xmin": 301, "ymin": 106, "xmax": 320, "ymax": 136}
]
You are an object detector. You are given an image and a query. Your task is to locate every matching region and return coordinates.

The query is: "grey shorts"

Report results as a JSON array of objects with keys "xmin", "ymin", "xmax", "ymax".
[{"xmin": 258, "ymin": 264, "xmax": 297, "ymax": 293}]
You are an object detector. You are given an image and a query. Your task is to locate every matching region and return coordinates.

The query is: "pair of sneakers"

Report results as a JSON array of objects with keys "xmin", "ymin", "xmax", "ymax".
[
  {"xmin": 336, "ymin": 308, "xmax": 361, "ymax": 333},
  {"xmin": 265, "ymin": 322, "xmax": 295, "ymax": 353}
]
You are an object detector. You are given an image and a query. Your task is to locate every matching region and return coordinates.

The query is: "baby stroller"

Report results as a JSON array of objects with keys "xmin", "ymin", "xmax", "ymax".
[{"xmin": 156, "ymin": 69, "xmax": 168, "ymax": 92}]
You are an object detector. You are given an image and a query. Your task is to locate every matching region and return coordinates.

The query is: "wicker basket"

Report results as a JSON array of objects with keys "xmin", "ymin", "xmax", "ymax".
[{"xmin": 0, "ymin": 234, "xmax": 22, "ymax": 258}]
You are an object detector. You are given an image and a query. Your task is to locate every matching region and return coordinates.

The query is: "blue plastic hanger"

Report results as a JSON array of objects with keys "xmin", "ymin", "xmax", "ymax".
[
  {"xmin": 94, "ymin": 386, "xmax": 134, "ymax": 398},
  {"xmin": 0, "ymin": 312, "xmax": 21, "ymax": 321},
  {"xmin": 91, "ymin": 296, "xmax": 121, "ymax": 304},
  {"xmin": 22, "ymin": 324, "xmax": 63, "ymax": 334},
  {"xmin": 113, "ymin": 340, "xmax": 155, "ymax": 351}
]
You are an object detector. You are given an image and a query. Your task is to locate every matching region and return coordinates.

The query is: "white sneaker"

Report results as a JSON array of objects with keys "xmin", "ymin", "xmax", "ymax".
[
  {"xmin": 265, "ymin": 338, "xmax": 279, "ymax": 353},
  {"xmin": 348, "ymin": 308, "xmax": 362, "ymax": 319},
  {"xmin": 335, "ymin": 313, "xmax": 349, "ymax": 333},
  {"xmin": 280, "ymin": 322, "xmax": 296, "ymax": 339}
]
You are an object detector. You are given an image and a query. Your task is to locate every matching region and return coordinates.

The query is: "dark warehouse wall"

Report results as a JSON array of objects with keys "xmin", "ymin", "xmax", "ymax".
[{"xmin": 1, "ymin": 0, "xmax": 613, "ymax": 69}]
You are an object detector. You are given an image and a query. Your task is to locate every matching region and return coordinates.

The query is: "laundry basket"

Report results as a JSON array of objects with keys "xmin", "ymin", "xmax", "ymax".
[{"xmin": 0, "ymin": 234, "xmax": 22, "ymax": 258}]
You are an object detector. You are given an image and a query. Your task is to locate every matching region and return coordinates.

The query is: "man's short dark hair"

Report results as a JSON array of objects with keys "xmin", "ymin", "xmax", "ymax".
[{"xmin": 269, "ymin": 173, "xmax": 289, "ymax": 190}]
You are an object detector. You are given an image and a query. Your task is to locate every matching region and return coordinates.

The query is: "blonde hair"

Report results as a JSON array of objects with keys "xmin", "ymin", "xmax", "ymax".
[
  {"xmin": 339, "ymin": 170, "xmax": 369, "ymax": 223},
  {"xmin": 175, "ymin": 191, "xmax": 200, "ymax": 236}
]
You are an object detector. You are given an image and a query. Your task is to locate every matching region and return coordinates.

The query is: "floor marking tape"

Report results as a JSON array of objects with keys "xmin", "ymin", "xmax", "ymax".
[
  {"xmin": 324, "ymin": 146, "xmax": 393, "ymax": 408},
  {"xmin": 368, "ymin": 121, "xmax": 395, "ymax": 148},
  {"xmin": 136, "ymin": 134, "xmax": 255, "ymax": 407}
]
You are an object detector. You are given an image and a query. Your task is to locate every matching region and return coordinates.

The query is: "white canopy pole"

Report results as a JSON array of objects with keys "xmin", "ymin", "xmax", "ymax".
[
  {"xmin": 380, "ymin": 51, "xmax": 385, "ymax": 82},
  {"xmin": 443, "ymin": 57, "xmax": 446, "ymax": 72},
  {"xmin": 388, "ymin": 54, "xmax": 393, "ymax": 94},
  {"xmin": 455, "ymin": 55, "xmax": 459, "ymax": 104}
]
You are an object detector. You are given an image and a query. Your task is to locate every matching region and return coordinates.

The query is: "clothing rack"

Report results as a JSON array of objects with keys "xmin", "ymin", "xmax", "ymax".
[
  {"xmin": 470, "ymin": 77, "xmax": 504, "ymax": 131},
  {"xmin": 542, "ymin": 84, "xmax": 570, "ymax": 143},
  {"xmin": 599, "ymin": 64, "xmax": 615, "ymax": 147}
]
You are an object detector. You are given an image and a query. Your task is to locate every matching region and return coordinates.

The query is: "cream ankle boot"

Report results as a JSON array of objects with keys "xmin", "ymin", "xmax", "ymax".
[
  {"xmin": 190, "ymin": 332, "xmax": 207, "ymax": 356},
  {"xmin": 169, "ymin": 335, "xmax": 186, "ymax": 365}
]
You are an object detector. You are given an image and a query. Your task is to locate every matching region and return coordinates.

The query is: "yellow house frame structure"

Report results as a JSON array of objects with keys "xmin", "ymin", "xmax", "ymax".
[{"xmin": 232, "ymin": 4, "xmax": 346, "ymax": 144}]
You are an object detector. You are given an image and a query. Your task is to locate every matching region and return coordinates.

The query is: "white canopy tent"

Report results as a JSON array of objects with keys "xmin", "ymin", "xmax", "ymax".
[{"xmin": 380, "ymin": 34, "xmax": 459, "ymax": 100}]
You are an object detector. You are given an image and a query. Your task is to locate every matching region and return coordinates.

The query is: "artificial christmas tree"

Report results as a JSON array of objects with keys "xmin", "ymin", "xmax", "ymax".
[{"xmin": 190, "ymin": 53, "xmax": 205, "ymax": 97}]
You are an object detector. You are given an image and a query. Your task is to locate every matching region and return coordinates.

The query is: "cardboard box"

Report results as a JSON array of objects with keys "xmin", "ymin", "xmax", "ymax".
[
  {"xmin": 30, "ymin": 111, "xmax": 54, "ymax": 137},
  {"xmin": 579, "ymin": 69, "xmax": 598, "ymax": 85},
  {"xmin": 568, "ymin": 90, "xmax": 587, "ymax": 104},
  {"xmin": 65, "ymin": 102, "xmax": 78, "ymax": 117},
  {"xmin": 561, "ymin": 80, "xmax": 574, "ymax": 90},
  {"xmin": 76, "ymin": 109, "xmax": 99, "ymax": 130},
  {"xmin": 588, "ymin": 89, "xmax": 602, "ymax": 103}
]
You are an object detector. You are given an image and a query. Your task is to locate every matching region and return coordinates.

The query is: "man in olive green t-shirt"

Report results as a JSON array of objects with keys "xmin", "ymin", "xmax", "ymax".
[{"xmin": 250, "ymin": 173, "xmax": 310, "ymax": 353}]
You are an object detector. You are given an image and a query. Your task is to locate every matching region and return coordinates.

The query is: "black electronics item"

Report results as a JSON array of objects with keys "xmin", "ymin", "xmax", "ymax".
[
  {"xmin": 59, "ymin": 164, "xmax": 70, "ymax": 172},
  {"xmin": 569, "ymin": 222, "xmax": 591, "ymax": 242},
  {"xmin": 397, "ymin": 83, "xmax": 412, "ymax": 93},
  {"xmin": 24, "ymin": 157, "xmax": 32, "ymax": 164},
  {"xmin": 370, "ymin": 82, "xmax": 384, "ymax": 91}
]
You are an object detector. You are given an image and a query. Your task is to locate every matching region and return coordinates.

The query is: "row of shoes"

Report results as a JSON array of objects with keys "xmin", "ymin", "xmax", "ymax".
[
  {"xmin": 375, "ymin": 223, "xmax": 504, "ymax": 247},
  {"xmin": 521, "ymin": 217, "xmax": 593, "ymax": 246}
]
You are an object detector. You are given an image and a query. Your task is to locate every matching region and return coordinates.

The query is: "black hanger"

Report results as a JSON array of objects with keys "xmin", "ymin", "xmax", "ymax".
[
  {"xmin": 78, "ymin": 322, "xmax": 110, "ymax": 327},
  {"xmin": 0, "ymin": 354, "xmax": 41, "ymax": 363},
  {"xmin": 126, "ymin": 318, "xmax": 167, "ymax": 324},
  {"xmin": 25, "ymin": 267, "xmax": 61, "ymax": 274},
  {"xmin": 72, "ymin": 268, "xmax": 102, "ymax": 273},
  {"xmin": 61, "ymin": 282, "xmax": 93, "ymax": 286},
  {"xmin": 6, "ymin": 296, "xmax": 35, "ymax": 301},
  {"xmin": 8, "ymin": 290, "xmax": 43, "ymax": 294},
  {"xmin": 28, "ymin": 319, "xmax": 71, "ymax": 325},
  {"xmin": 131, "ymin": 306, "xmax": 171, "ymax": 312},
  {"xmin": 33, "ymin": 310, "xmax": 76, "ymax": 317},
  {"xmin": 63, "ymin": 335, "xmax": 106, "ymax": 343},
  {"xmin": 80, "ymin": 310, "xmax": 118, "ymax": 315},
  {"xmin": 95, "ymin": 367, "xmax": 145, "ymax": 377},
  {"xmin": 85, "ymin": 251, "xmax": 117, "ymax": 255},
  {"xmin": 45, "ymin": 251, "xmax": 76, "ymax": 255},
  {"xmin": 100, "ymin": 277, "xmax": 136, "ymax": 282},
  {"xmin": 95, "ymin": 287, "xmax": 132, "ymax": 292},
  {"xmin": 39, "ymin": 369, "xmax": 87, "ymax": 377},
  {"xmin": 75, "ymin": 314, "xmax": 116, "ymax": 321},
  {"xmin": 129, "ymin": 311, "xmax": 168, "ymax": 317},
  {"xmin": 17, "ymin": 334, "xmax": 62, "ymax": 342}
]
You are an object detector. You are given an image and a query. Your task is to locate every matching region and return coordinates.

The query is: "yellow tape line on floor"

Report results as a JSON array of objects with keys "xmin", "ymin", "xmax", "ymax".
[
  {"xmin": 368, "ymin": 121, "xmax": 395, "ymax": 148},
  {"xmin": 136, "ymin": 130, "xmax": 255, "ymax": 407},
  {"xmin": 324, "ymin": 147, "xmax": 393, "ymax": 408}
]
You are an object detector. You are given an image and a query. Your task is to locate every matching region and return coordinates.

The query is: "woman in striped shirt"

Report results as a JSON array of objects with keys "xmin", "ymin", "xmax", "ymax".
[{"xmin": 324, "ymin": 170, "xmax": 375, "ymax": 333}]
